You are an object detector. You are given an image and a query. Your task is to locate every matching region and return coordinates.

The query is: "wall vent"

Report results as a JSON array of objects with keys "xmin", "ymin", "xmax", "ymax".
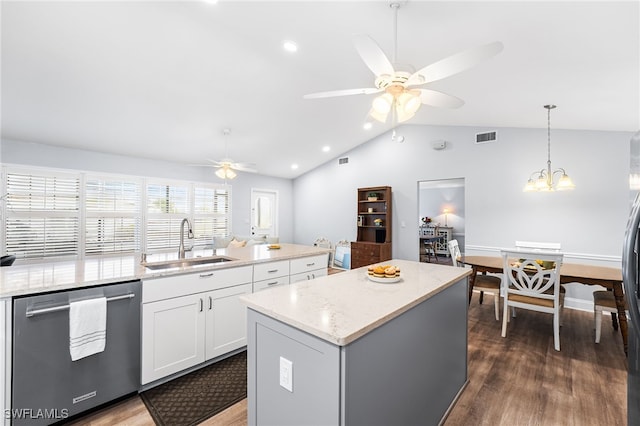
[
  {"xmin": 475, "ymin": 131, "xmax": 497, "ymax": 144},
  {"xmin": 338, "ymin": 157, "xmax": 349, "ymax": 165}
]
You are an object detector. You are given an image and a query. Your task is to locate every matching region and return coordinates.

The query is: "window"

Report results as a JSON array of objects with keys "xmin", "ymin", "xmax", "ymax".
[
  {"xmin": 4, "ymin": 169, "xmax": 80, "ymax": 260},
  {"xmin": 193, "ymin": 185, "xmax": 230, "ymax": 245},
  {"xmin": 146, "ymin": 181, "xmax": 191, "ymax": 251},
  {"xmin": 2, "ymin": 166, "xmax": 232, "ymax": 262},
  {"xmin": 85, "ymin": 176, "xmax": 141, "ymax": 255}
]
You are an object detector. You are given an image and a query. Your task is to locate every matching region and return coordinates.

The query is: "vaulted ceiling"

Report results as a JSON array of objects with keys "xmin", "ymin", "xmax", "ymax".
[{"xmin": 2, "ymin": 1, "xmax": 638, "ymax": 178}]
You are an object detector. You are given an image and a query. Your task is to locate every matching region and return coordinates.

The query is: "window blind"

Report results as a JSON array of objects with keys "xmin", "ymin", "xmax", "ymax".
[
  {"xmin": 5, "ymin": 170, "xmax": 80, "ymax": 260},
  {"xmin": 85, "ymin": 176, "xmax": 141, "ymax": 255},
  {"xmin": 145, "ymin": 182, "xmax": 190, "ymax": 251},
  {"xmin": 193, "ymin": 186, "xmax": 230, "ymax": 245}
]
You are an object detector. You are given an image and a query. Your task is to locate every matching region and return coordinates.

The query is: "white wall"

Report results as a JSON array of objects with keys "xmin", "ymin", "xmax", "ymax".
[
  {"xmin": 292, "ymin": 123, "xmax": 635, "ymax": 308},
  {"xmin": 0, "ymin": 138, "xmax": 295, "ymax": 243}
]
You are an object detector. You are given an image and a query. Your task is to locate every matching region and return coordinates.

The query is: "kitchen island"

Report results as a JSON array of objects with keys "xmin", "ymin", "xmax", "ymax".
[{"xmin": 241, "ymin": 259, "xmax": 471, "ymax": 426}]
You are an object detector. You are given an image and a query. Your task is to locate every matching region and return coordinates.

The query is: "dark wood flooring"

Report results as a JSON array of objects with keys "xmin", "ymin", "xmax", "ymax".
[{"xmin": 445, "ymin": 292, "xmax": 627, "ymax": 425}]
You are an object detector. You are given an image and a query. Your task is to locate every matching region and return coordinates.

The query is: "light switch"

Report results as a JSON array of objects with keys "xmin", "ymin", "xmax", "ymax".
[{"xmin": 279, "ymin": 356, "xmax": 293, "ymax": 392}]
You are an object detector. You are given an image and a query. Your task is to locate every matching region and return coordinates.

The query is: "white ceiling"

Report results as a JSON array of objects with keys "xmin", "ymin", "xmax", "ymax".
[{"xmin": 2, "ymin": 1, "xmax": 638, "ymax": 179}]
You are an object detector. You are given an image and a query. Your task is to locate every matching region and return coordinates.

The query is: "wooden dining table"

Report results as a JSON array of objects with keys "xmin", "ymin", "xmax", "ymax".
[{"xmin": 462, "ymin": 255, "xmax": 627, "ymax": 355}]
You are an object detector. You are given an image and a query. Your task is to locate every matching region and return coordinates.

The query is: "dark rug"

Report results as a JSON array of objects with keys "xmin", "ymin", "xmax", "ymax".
[{"xmin": 140, "ymin": 351, "xmax": 247, "ymax": 426}]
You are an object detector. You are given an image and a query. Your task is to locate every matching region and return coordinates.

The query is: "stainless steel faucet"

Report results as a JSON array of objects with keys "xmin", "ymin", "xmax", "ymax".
[{"xmin": 178, "ymin": 218, "xmax": 194, "ymax": 259}]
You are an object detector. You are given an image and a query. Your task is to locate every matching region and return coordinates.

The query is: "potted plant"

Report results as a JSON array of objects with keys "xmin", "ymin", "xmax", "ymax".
[
  {"xmin": 367, "ymin": 192, "xmax": 379, "ymax": 201},
  {"xmin": 374, "ymin": 218, "xmax": 383, "ymax": 227}
]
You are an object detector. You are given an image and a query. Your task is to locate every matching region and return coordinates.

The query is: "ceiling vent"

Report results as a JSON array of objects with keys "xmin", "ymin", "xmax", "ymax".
[
  {"xmin": 338, "ymin": 157, "xmax": 349, "ymax": 165},
  {"xmin": 475, "ymin": 131, "xmax": 497, "ymax": 144}
]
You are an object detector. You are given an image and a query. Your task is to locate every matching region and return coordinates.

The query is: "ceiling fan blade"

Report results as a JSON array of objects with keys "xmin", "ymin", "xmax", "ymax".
[
  {"xmin": 231, "ymin": 163, "xmax": 258, "ymax": 173},
  {"xmin": 417, "ymin": 89, "xmax": 465, "ymax": 109},
  {"xmin": 304, "ymin": 87, "xmax": 382, "ymax": 99},
  {"xmin": 353, "ymin": 34, "xmax": 395, "ymax": 77},
  {"xmin": 407, "ymin": 41, "xmax": 504, "ymax": 86}
]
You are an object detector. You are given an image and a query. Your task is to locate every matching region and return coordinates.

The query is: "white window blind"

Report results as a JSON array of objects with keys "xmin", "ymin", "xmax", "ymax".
[
  {"xmin": 193, "ymin": 185, "xmax": 230, "ymax": 245},
  {"xmin": 5, "ymin": 170, "xmax": 80, "ymax": 260},
  {"xmin": 146, "ymin": 182, "xmax": 191, "ymax": 251},
  {"xmin": 85, "ymin": 176, "xmax": 141, "ymax": 255}
]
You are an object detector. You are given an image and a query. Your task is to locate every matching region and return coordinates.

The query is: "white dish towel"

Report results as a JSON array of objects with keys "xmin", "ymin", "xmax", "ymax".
[{"xmin": 69, "ymin": 297, "xmax": 107, "ymax": 361}]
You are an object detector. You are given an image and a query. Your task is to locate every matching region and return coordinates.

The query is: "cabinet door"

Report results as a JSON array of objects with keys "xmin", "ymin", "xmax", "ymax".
[
  {"xmin": 290, "ymin": 268, "xmax": 327, "ymax": 284},
  {"xmin": 141, "ymin": 293, "xmax": 205, "ymax": 384},
  {"xmin": 205, "ymin": 283, "xmax": 252, "ymax": 360}
]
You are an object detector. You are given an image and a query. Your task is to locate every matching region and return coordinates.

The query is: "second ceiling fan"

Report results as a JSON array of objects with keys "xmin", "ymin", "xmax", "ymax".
[{"xmin": 303, "ymin": 2, "xmax": 503, "ymax": 125}]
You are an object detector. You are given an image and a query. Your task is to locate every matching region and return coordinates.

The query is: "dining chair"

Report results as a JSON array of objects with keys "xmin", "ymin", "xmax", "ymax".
[
  {"xmin": 449, "ymin": 239, "xmax": 502, "ymax": 320},
  {"xmin": 424, "ymin": 226, "xmax": 440, "ymax": 263},
  {"xmin": 593, "ymin": 290, "xmax": 628, "ymax": 343},
  {"xmin": 501, "ymin": 249, "xmax": 564, "ymax": 351},
  {"xmin": 515, "ymin": 241, "xmax": 562, "ymax": 252}
]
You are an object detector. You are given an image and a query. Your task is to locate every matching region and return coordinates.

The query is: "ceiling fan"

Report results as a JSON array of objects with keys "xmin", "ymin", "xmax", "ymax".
[
  {"xmin": 303, "ymin": 2, "xmax": 503, "ymax": 125},
  {"xmin": 199, "ymin": 129, "xmax": 257, "ymax": 179}
]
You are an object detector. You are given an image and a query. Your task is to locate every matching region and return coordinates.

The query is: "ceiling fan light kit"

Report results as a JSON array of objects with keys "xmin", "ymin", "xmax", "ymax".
[
  {"xmin": 303, "ymin": 1, "xmax": 503, "ymax": 129},
  {"xmin": 523, "ymin": 105, "xmax": 575, "ymax": 192}
]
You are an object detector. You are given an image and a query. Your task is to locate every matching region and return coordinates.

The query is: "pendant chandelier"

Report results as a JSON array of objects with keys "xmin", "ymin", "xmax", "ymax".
[{"xmin": 524, "ymin": 105, "xmax": 575, "ymax": 192}]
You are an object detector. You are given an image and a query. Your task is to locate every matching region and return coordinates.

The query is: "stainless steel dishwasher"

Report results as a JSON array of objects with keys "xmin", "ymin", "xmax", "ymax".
[{"xmin": 11, "ymin": 280, "xmax": 141, "ymax": 425}]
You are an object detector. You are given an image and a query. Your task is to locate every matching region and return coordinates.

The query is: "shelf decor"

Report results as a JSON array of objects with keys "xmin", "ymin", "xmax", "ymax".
[
  {"xmin": 374, "ymin": 218, "xmax": 383, "ymax": 227},
  {"xmin": 367, "ymin": 192, "xmax": 379, "ymax": 201}
]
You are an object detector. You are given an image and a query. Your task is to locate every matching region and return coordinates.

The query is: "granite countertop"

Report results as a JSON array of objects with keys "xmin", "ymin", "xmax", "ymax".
[
  {"xmin": 0, "ymin": 243, "xmax": 331, "ymax": 298},
  {"xmin": 241, "ymin": 259, "xmax": 471, "ymax": 346}
]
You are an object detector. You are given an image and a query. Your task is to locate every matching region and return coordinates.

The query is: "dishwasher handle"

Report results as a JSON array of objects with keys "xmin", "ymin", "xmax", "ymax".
[{"xmin": 25, "ymin": 293, "xmax": 135, "ymax": 318}]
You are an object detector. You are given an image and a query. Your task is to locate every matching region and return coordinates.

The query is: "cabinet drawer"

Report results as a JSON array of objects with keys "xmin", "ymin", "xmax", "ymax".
[
  {"xmin": 253, "ymin": 260, "xmax": 290, "ymax": 282},
  {"xmin": 253, "ymin": 276, "xmax": 290, "ymax": 292},
  {"xmin": 351, "ymin": 246, "xmax": 380, "ymax": 257},
  {"xmin": 290, "ymin": 254, "xmax": 328, "ymax": 275},
  {"xmin": 143, "ymin": 265, "xmax": 253, "ymax": 303}
]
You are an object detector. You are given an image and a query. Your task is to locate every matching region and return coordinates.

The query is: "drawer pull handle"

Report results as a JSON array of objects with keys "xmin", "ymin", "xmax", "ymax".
[
  {"xmin": 267, "ymin": 269, "xmax": 279, "ymax": 273},
  {"xmin": 199, "ymin": 298, "xmax": 204, "ymax": 312},
  {"xmin": 267, "ymin": 281, "xmax": 279, "ymax": 286},
  {"xmin": 306, "ymin": 262, "xmax": 315, "ymax": 267},
  {"xmin": 199, "ymin": 273, "xmax": 214, "ymax": 278},
  {"xmin": 209, "ymin": 296, "xmax": 213, "ymax": 310}
]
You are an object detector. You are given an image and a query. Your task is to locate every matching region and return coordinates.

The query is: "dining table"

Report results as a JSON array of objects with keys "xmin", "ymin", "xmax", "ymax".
[{"xmin": 461, "ymin": 255, "xmax": 627, "ymax": 355}]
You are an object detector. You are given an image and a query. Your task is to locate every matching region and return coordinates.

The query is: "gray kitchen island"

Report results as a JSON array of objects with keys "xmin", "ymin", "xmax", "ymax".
[{"xmin": 241, "ymin": 259, "xmax": 472, "ymax": 426}]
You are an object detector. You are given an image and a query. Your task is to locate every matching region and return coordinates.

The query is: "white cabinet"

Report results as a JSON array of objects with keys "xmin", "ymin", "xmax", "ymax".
[
  {"xmin": 290, "ymin": 254, "xmax": 329, "ymax": 283},
  {"xmin": 142, "ymin": 293, "xmax": 205, "ymax": 384},
  {"xmin": 253, "ymin": 260, "xmax": 290, "ymax": 292},
  {"xmin": 205, "ymin": 283, "xmax": 252, "ymax": 359},
  {"xmin": 142, "ymin": 266, "xmax": 252, "ymax": 385}
]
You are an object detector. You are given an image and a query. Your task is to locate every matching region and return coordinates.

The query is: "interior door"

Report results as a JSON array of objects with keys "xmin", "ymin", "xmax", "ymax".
[{"xmin": 251, "ymin": 189, "xmax": 278, "ymax": 238}]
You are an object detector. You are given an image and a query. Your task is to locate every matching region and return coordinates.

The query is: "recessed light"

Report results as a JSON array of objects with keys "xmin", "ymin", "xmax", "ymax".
[
  {"xmin": 203, "ymin": 0, "xmax": 218, "ymax": 4},
  {"xmin": 363, "ymin": 122, "xmax": 372, "ymax": 130},
  {"xmin": 291, "ymin": 163, "xmax": 299, "ymax": 170},
  {"xmin": 283, "ymin": 40, "xmax": 298, "ymax": 53},
  {"xmin": 322, "ymin": 146, "xmax": 330, "ymax": 153}
]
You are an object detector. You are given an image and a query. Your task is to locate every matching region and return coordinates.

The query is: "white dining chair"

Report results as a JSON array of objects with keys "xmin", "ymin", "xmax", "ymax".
[
  {"xmin": 501, "ymin": 249, "xmax": 564, "ymax": 351},
  {"xmin": 449, "ymin": 239, "xmax": 502, "ymax": 320},
  {"xmin": 593, "ymin": 290, "xmax": 628, "ymax": 343}
]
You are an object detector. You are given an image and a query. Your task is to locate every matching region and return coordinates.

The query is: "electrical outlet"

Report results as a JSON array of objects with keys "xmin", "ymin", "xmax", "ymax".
[{"xmin": 279, "ymin": 356, "xmax": 293, "ymax": 392}]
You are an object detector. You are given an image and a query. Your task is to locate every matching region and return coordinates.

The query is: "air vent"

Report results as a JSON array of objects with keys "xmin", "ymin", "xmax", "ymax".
[
  {"xmin": 475, "ymin": 131, "xmax": 497, "ymax": 144},
  {"xmin": 338, "ymin": 157, "xmax": 349, "ymax": 165}
]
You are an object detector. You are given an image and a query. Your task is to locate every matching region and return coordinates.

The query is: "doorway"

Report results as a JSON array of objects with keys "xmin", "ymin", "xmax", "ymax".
[
  {"xmin": 251, "ymin": 188, "xmax": 278, "ymax": 238},
  {"xmin": 418, "ymin": 178, "xmax": 465, "ymax": 262}
]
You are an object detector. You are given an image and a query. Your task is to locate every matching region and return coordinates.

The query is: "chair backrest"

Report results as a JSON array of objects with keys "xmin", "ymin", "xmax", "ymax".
[
  {"xmin": 515, "ymin": 241, "xmax": 562, "ymax": 252},
  {"xmin": 448, "ymin": 239, "xmax": 461, "ymax": 267},
  {"xmin": 501, "ymin": 249, "xmax": 564, "ymax": 303}
]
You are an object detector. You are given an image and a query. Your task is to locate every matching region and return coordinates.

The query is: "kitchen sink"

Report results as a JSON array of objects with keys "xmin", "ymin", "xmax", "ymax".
[{"xmin": 143, "ymin": 255, "xmax": 237, "ymax": 270}]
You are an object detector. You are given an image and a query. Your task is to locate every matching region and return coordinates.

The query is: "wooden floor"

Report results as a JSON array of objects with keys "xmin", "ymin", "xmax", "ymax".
[{"xmin": 69, "ymin": 291, "xmax": 627, "ymax": 425}]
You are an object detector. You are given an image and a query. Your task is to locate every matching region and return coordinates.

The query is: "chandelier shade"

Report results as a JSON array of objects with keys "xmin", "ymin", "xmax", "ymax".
[{"xmin": 523, "ymin": 105, "xmax": 575, "ymax": 192}]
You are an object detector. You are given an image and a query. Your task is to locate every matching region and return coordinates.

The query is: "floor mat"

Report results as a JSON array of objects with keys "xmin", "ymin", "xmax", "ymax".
[{"xmin": 140, "ymin": 351, "xmax": 247, "ymax": 426}]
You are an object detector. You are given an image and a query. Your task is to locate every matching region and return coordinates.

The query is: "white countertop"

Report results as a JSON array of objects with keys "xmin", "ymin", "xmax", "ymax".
[
  {"xmin": 0, "ymin": 244, "xmax": 331, "ymax": 298},
  {"xmin": 241, "ymin": 259, "xmax": 471, "ymax": 346}
]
